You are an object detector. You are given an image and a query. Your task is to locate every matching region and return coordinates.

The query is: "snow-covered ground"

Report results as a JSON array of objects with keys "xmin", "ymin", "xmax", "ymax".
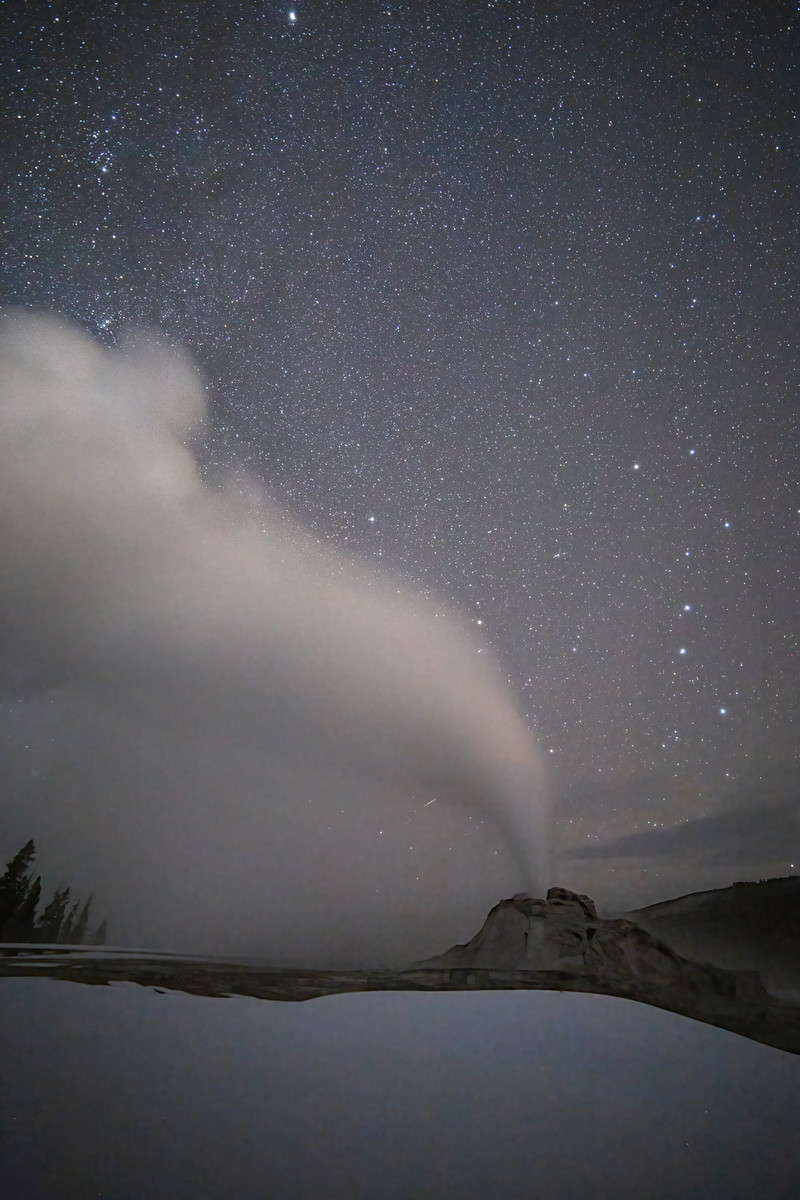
[{"xmin": 1, "ymin": 978, "xmax": 798, "ymax": 1199}]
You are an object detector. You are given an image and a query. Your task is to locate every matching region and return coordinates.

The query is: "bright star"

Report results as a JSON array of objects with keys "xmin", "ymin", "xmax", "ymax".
[{"xmin": 288, "ymin": 10, "xmax": 297, "ymax": 21}]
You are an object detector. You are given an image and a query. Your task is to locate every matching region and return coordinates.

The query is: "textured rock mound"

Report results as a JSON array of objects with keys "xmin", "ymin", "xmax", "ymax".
[
  {"xmin": 419, "ymin": 886, "xmax": 769, "ymax": 1008},
  {"xmin": 419, "ymin": 888, "xmax": 599, "ymax": 971}
]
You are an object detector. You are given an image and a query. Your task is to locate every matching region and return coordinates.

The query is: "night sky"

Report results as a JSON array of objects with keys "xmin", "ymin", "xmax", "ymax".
[
  {"xmin": 2, "ymin": 0, "xmax": 797, "ymax": 908},
  {"xmin": 1, "ymin": 6, "xmax": 799, "ymax": 1199}
]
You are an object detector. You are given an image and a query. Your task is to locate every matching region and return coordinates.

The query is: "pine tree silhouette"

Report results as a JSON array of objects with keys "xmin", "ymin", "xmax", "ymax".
[
  {"xmin": 60, "ymin": 897, "xmax": 81, "ymax": 943},
  {"xmin": 37, "ymin": 886, "xmax": 71, "ymax": 944},
  {"xmin": 0, "ymin": 839, "xmax": 37, "ymax": 935},
  {"xmin": 73, "ymin": 894, "xmax": 94, "ymax": 945},
  {"xmin": 1, "ymin": 838, "xmax": 107, "ymax": 946},
  {"xmin": 2, "ymin": 875, "xmax": 42, "ymax": 942}
]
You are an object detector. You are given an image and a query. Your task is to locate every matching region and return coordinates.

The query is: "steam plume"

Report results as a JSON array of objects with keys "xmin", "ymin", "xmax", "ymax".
[{"xmin": 0, "ymin": 311, "xmax": 548, "ymax": 962}]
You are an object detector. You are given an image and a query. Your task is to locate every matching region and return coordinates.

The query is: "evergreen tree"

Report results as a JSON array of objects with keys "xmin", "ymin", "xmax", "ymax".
[
  {"xmin": 60, "ymin": 898, "xmax": 81, "ymax": 943},
  {"xmin": 0, "ymin": 841, "xmax": 105, "ymax": 948},
  {"xmin": 92, "ymin": 919, "xmax": 108, "ymax": 946},
  {"xmin": 73, "ymin": 894, "xmax": 93, "ymax": 945},
  {"xmin": 37, "ymin": 886, "xmax": 71, "ymax": 943},
  {"xmin": 2, "ymin": 875, "xmax": 41, "ymax": 942},
  {"xmin": 0, "ymin": 839, "xmax": 37, "ymax": 934}
]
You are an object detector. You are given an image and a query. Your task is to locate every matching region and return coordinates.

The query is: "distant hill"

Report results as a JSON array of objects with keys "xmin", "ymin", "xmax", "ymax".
[{"xmin": 626, "ymin": 876, "xmax": 800, "ymax": 999}]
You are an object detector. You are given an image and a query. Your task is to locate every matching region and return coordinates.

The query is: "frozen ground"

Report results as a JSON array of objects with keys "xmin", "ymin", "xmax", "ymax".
[{"xmin": 1, "ymin": 978, "xmax": 799, "ymax": 1199}]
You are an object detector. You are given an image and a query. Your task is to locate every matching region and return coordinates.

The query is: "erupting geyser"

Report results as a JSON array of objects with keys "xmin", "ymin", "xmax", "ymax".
[{"xmin": 0, "ymin": 311, "xmax": 549, "ymax": 959}]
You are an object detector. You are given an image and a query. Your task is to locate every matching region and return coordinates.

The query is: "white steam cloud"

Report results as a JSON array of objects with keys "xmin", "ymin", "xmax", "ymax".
[{"xmin": 0, "ymin": 311, "xmax": 548, "ymax": 962}]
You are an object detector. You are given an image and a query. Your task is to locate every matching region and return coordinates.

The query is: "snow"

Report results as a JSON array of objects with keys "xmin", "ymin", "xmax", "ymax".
[{"xmin": 1, "ymin": 977, "xmax": 799, "ymax": 1199}]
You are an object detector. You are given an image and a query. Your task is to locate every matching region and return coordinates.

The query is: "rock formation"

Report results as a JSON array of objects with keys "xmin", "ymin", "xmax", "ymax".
[
  {"xmin": 417, "ymin": 888, "xmax": 600, "ymax": 971},
  {"xmin": 418, "ymin": 886, "xmax": 771, "ymax": 1008}
]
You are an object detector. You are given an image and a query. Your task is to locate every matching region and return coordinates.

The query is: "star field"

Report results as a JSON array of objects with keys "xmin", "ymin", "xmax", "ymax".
[{"xmin": 2, "ymin": 0, "xmax": 797, "ymax": 902}]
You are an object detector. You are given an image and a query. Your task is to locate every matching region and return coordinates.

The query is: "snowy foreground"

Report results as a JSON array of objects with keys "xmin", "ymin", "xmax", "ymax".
[{"xmin": 1, "ymin": 977, "xmax": 799, "ymax": 1200}]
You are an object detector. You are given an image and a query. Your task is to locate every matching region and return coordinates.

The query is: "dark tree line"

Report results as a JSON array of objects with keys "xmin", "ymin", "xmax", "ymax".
[{"xmin": 0, "ymin": 839, "xmax": 107, "ymax": 945}]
